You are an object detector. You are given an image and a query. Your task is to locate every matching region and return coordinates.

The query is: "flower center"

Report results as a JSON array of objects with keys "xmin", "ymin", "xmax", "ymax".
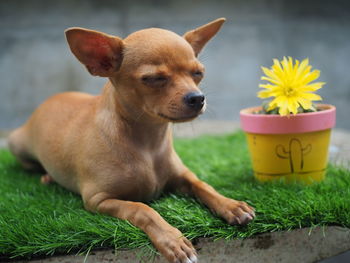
[{"xmin": 284, "ymin": 86, "xmax": 295, "ymax": 96}]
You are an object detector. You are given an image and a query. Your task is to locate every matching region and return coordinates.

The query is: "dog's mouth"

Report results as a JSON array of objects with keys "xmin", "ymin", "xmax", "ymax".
[{"xmin": 158, "ymin": 112, "xmax": 200, "ymax": 122}]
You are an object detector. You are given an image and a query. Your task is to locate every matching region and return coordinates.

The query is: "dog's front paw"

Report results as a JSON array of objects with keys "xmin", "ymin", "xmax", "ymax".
[
  {"xmin": 153, "ymin": 227, "xmax": 197, "ymax": 263},
  {"xmin": 216, "ymin": 198, "xmax": 255, "ymax": 225}
]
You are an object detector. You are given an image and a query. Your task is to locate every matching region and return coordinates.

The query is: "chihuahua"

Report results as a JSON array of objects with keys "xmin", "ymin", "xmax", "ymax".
[{"xmin": 8, "ymin": 18, "xmax": 255, "ymax": 263}]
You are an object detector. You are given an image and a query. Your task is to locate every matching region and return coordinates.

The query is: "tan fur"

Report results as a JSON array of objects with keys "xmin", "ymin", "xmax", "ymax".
[{"xmin": 8, "ymin": 18, "xmax": 255, "ymax": 263}]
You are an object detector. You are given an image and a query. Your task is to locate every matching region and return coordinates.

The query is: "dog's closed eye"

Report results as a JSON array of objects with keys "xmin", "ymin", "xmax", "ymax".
[
  {"xmin": 191, "ymin": 70, "xmax": 204, "ymax": 81},
  {"xmin": 141, "ymin": 75, "xmax": 169, "ymax": 87}
]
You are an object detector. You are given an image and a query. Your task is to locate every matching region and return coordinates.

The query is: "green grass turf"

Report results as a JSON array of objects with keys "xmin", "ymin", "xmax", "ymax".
[{"xmin": 1, "ymin": 131, "xmax": 350, "ymax": 260}]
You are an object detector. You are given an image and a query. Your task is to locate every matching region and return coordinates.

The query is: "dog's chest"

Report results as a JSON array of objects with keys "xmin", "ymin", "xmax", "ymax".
[
  {"xmin": 109, "ymin": 150, "xmax": 173, "ymax": 202},
  {"xmin": 136, "ymin": 153, "xmax": 171, "ymax": 201}
]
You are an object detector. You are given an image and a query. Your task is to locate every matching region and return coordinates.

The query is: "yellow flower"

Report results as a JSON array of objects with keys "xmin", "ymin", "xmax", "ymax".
[{"xmin": 258, "ymin": 57, "xmax": 325, "ymax": 116}]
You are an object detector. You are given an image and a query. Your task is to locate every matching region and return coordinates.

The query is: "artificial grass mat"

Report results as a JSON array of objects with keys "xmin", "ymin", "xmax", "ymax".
[{"xmin": 1, "ymin": 131, "xmax": 350, "ymax": 260}]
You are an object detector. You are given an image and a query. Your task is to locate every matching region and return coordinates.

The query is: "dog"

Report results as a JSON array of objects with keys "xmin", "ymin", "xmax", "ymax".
[{"xmin": 8, "ymin": 18, "xmax": 255, "ymax": 263}]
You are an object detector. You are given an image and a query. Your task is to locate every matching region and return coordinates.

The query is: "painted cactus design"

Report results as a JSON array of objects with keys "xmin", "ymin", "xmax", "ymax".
[{"xmin": 276, "ymin": 138, "xmax": 312, "ymax": 173}]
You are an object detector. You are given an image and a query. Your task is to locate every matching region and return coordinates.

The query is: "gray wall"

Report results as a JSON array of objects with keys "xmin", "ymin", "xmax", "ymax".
[{"xmin": 1, "ymin": 0, "xmax": 350, "ymax": 130}]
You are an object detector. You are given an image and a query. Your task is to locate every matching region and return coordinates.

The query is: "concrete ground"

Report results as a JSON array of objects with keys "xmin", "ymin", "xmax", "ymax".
[
  {"xmin": 1, "ymin": 120, "xmax": 350, "ymax": 263},
  {"xmin": 10, "ymin": 227, "xmax": 350, "ymax": 263}
]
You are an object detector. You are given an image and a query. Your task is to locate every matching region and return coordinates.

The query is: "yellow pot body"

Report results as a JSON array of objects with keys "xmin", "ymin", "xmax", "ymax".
[{"xmin": 245, "ymin": 129, "xmax": 331, "ymax": 184}]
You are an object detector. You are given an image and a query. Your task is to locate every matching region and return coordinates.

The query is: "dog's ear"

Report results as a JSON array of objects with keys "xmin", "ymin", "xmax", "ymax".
[
  {"xmin": 65, "ymin": 27, "xmax": 124, "ymax": 77},
  {"xmin": 183, "ymin": 18, "xmax": 226, "ymax": 57}
]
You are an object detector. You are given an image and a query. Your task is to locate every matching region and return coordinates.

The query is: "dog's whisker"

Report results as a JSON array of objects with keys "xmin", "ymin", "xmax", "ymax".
[
  {"xmin": 198, "ymin": 53, "xmax": 210, "ymax": 63},
  {"xmin": 190, "ymin": 122, "xmax": 195, "ymax": 136},
  {"xmin": 203, "ymin": 90, "xmax": 216, "ymax": 96},
  {"xmin": 204, "ymin": 105, "xmax": 218, "ymax": 119}
]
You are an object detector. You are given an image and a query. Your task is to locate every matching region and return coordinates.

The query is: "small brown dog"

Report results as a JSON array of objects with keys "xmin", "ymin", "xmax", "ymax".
[{"xmin": 8, "ymin": 18, "xmax": 255, "ymax": 263}]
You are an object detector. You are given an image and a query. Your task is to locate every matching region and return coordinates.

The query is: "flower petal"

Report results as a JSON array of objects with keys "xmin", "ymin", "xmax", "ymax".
[
  {"xmin": 261, "ymin": 76, "xmax": 282, "ymax": 86},
  {"xmin": 297, "ymin": 97, "xmax": 312, "ymax": 110},
  {"xmin": 274, "ymin": 96, "xmax": 289, "ymax": 115},
  {"xmin": 301, "ymin": 92, "xmax": 323, "ymax": 101},
  {"xmin": 278, "ymin": 106, "xmax": 290, "ymax": 116},
  {"xmin": 300, "ymin": 70, "xmax": 320, "ymax": 85},
  {"xmin": 293, "ymin": 59, "xmax": 300, "ymax": 75},
  {"xmin": 272, "ymin": 59, "xmax": 285, "ymax": 80},
  {"xmin": 287, "ymin": 97, "xmax": 299, "ymax": 115},
  {"xmin": 299, "ymin": 82, "xmax": 325, "ymax": 92},
  {"xmin": 258, "ymin": 90, "xmax": 273, "ymax": 98},
  {"xmin": 282, "ymin": 57, "xmax": 291, "ymax": 75},
  {"xmin": 295, "ymin": 58, "xmax": 310, "ymax": 79},
  {"xmin": 261, "ymin": 67, "xmax": 281, "ymax": 82},
  {"xmin": 267, "ymin": 96, "xmax": 283, "ymax": 110}
]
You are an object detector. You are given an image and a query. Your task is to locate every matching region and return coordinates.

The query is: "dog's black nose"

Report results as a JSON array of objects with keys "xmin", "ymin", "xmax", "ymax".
[{"xmin": 183, "ymin": 92, "xmax": 205, "ymax": 111}]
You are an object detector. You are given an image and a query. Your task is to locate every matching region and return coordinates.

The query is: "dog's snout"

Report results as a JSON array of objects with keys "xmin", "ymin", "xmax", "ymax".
[{"xmin": 183, "ymin": 92, "xmax": 205, "ymax": 111}]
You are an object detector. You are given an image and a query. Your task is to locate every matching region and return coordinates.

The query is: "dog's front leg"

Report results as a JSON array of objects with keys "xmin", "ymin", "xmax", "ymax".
[
  {"xmin": 84, "ymin": 194, "xmax": 197, "ymax": 263},
  {"xmin": 174, "ymin": 170, "xmax": 255, "ymax": 225}
]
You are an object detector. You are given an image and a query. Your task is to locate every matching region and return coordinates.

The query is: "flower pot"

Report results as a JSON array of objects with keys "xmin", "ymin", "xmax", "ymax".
[{"xmin": 240, "ymin": 104, "xmax": 336, "ymax": 184}]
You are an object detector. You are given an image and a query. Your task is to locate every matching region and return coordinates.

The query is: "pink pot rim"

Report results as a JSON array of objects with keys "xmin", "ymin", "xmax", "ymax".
[{"xmin": 240, "ymin": 104, "xmax": 336, "ymax": 134}]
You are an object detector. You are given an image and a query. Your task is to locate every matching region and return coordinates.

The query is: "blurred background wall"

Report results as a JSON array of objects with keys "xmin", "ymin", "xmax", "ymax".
[{"xmin": 1, "ymin": 0, "xmax": 349, "ymax": 130}]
